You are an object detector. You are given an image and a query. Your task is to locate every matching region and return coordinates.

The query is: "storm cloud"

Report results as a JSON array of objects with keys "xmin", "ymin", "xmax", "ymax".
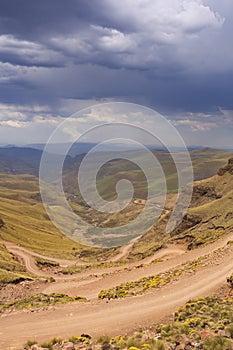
[{"xmin": 0, "ymin": 0, "xmax": 233, "ymax": 145}]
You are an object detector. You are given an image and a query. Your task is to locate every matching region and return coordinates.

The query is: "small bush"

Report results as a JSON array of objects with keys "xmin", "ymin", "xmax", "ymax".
[
  {"xmin": 25, "ymin": 339, "xmax": 37, "ymax": 347},
  {"xmin": 226, "ymin": 324, "xmax": 233, "ymax": 338},
  {"xmin": 203, "ymin": 336, "xmax": 233, "ymax": 350},
  {"xmin": 40, "ymin": 341, "xmax": 53, "ymax": 350}
]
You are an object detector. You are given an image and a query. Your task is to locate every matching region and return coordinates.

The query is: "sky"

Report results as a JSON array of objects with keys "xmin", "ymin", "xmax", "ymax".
[{"xmin": 0, "ymin": 0, "xmax": 233, "ymax": 147}]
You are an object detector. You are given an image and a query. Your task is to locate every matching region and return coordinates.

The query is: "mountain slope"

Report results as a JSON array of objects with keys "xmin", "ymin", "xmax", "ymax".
[
  {"xmin": 129, "ymin": 157, "xmax": 233, "ymax": 259},
  {"xmin": 0, "ymin": 174, "xmax": 86, "ymax": 259},
  {"xmin": 0, "ymin": 147, "xmax": 43, "ymax": 175},
  {"xmin": 1, "ymin": 147, "xmax": 233, "ymax": 260}
]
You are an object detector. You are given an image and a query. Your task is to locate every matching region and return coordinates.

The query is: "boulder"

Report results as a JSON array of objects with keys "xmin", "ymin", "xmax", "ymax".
[
  {"xmin": 218, "ymin": 158, "xmax": 233, "ymax": 176},
  {"xmin": 63, "ymin": 342, "xmax": 75, "ymax": 350},
  {"xmin": 0, "ymin": 217, "xmax": 4, "ymax": 228},
  {"xmin": 200, "ymin": 330, "xmax": 215, "ymax": 340}
]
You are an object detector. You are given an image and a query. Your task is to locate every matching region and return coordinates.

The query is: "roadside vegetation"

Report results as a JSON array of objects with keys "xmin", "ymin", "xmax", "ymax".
[
  {"xmin": 61, "ymin": 260, "xmax": 125, "ymax": 274},
  {"xmin": 22, "ymin": 293, "xmax": 233, "ymax": 349},
  {"xmin": 35, "ymin": 256, "xmax": 60, "ymax": 269},
  {"xmin": 98, "ymin": 254, "xmax": 213, "ymax": 300},
  {"xmin": 0, "ymin": 293, "xmax": 87, "ymax": 313},
  {"xmin": 0, "ymin": 242, "xmax": 34, "ymax": 285}
]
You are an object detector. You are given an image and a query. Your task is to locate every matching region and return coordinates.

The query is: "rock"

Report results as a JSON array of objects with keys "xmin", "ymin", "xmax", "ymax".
[
  {"xmin": 218, "ymin": 158, "xmax": 233, "ymax": 176},
  {"xmin": 63, "ymin": 342, "xmax": 75, "ymax": 350},
  {"xmin": 31, "ymin": 346, "xmax": 49, "ymax": 350},
  {"xmin": 225, "ymin": 212, "xmax": 233, "ymax": 220},
  {"xmin": 91, "ymin": 345, "xmax": 102, "ymax": 350},
  {"xmin": 141, "ymin": 334, "xmax": 149, "ymax": 343},
  {"xmin": 227, "ymin": 275, "xmax": 233, "ymax": 288},
  {"xmin": 0, "ymin": 217, "xmax": 4, "ymax": 228},
  {"xmin": 175, "ymin": 346, "xmax": 185, "ymax": 350},
  {"xmin": 174, "ymin": 334, "xmax": 192, "ymax": 350},
  {"xmin": 200, "ymin": 330, "xmax": 215, "ymax": 340},
  {"xmin": 170, "ymin": 214, "xmax": 201, "ymax": 237},
  {"xmin": 184, "ymin": 345, "xmax": 194, "ymax": 350},
  {"xmin": 190, "ymin": 185, "xmax": 222, "ymax": 207},
  {"xmin": 225, "ymin": 328, "xmax": 233, "ymax": 338},
  {"xmin": 174, "ymin": 334, "xmax": 190, "ymax": 345},
  {"xmin": 218, "ymin": 330, "xmax": 227, "ymax": 337},
  {"xmin": 31, "ymin": 345, "xmax": 40, "ymax": 350}
]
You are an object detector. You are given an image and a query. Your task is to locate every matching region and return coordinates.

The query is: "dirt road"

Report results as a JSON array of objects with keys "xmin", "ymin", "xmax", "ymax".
[
  {"xmin": 1, "ymin": 233, "xmax": 233, "ymax": 349},
  {"xmin": 3, "ymin": 240, "xmax": 185, "ymax": 281}
]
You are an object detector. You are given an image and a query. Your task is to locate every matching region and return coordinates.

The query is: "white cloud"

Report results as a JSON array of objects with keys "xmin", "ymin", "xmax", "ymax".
[
  {"xmin": 94, "ymin": 26, "xmax": 135, "ymax": 52},
  {"xmin": 111, "ymin": 0, "xmax": 224, "ymax": 34},
  {"xmin": 172, "ymin": 117, "xmax": 217, "ymax": 131},
  {"xmin": 48, "ymin": 0, "xmax": 224, "ymax": 72},
  {"xmin": 174, "ymin": 0, "xmax": 224, "ymax": 32},
  {"xmin": 171, "ymin": 108, "xmax": 233, "ymax": 131},
  {"xmin": 0, "ymin": 103, "xmax": 62, "ymax": 128},
  {"xmin": 0, "ymin": 120, "xmax": 30, "ymax": 128}
]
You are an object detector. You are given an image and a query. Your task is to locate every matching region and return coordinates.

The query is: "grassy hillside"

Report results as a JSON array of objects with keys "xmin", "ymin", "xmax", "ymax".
[
  {"xmin": 61, "ymin": 148, "xmax": 233, "ymax": 248},
  {"xmin": 172, "ymin": 159, "xmax": 233, "ymax": 249},
  {"xmin": 0, "ymin": 147, "xmax": 42, "ymax": 175},
  {"xmin": 63, "ymin": 148, "xmax": 233, "ymax": 204},
  {"xmin": 129, "ymin": 157, "xmax": 233, "ymax": 259},
  {"xmin": 190, "ymin": 148, "xmax": 233, "ymax": 180},
  {"xmin": 0, "ymin": 147, "xmax": 233, "ymax": 259},
  {"xmin": 0, "ymin": 174, "xmax": 87, "ymax": 259},
  {"xmin": 0, "ymin": 241, "xmax": 34, "ymax": 285}
]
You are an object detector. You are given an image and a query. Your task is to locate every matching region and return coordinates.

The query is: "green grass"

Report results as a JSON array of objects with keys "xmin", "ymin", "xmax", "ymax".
[
  {"xmin": 0, "ymin": 241, "xmax": 25, "ymax": 272},
  {"xmin": 0, "ymin": 242, "xmax": 34, "ymax": 285},
  {"xmin": 64, "ymin": 148, "xmax": 233, "ymax": 201},
  {"xmin": 35, "ymin": 256, "xmax": 60, "ymax": 268},
  {"xmin": 0, "ymin": 268, "xmax": 34, "ymax": 285},
  {"xmin": 155, "ymin": 295, "xmax": 233, "ymax": 346},
  {"xmin": 171, "ymin": 186, "xmax": 233, "ymax": 249},
  {"xmin": 0, "ymin": 173, "xmax": 90, "ymax": 259},
  {"xmin": 0, "ymin": 293, "xmax": 87, "ymax": 312},
  {"xmin": 131, "ymin": 156, "xmax": 233, "ymax": 257}
]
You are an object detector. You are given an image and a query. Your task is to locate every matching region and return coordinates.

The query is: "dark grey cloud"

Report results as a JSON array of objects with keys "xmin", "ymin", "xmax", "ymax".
[
  {"xmin": 0, "ymin": 1, "xmax": 92, "ymax": 39},
  {"xmin": 0, "ymin": 0, "xmax": 136, "ymax": 40},
  {"xmin": 0, "ymin": 0, "xmax": 233, "ymax": 123}
]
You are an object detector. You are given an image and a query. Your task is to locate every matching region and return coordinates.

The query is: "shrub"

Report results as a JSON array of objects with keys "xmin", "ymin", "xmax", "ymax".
[
  {"xmin": 226, "ymin": 324, "xmax": 233, "ymax": 338},
  {"xmin": 40, "ymin": 341, "xmax": 53, "ymax": 350},
  {"xmin": 25, "ymin": 339, "xmax": 37, "ymax": 347},
  {"xmin": 203, "ymin": 336, "xmax": 233, "ymax": 350}
]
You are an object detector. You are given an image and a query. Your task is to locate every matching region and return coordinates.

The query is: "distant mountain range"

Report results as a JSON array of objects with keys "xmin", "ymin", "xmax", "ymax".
[
  {"xmin": 0, "ymin": 146, "xmax": 42, "ymax": 175},
  {"xmin": 0, "ymin": 145, "xmax": 232, "ymax": 185},
  {"xmin": 27, "ymin": 142, "xmax": 207, "ymax": 156}
]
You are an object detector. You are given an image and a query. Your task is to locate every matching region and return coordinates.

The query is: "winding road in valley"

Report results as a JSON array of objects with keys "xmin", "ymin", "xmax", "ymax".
[{"xmin": 1, "ymin": 232, "xmax": 233, "ymax": 349}]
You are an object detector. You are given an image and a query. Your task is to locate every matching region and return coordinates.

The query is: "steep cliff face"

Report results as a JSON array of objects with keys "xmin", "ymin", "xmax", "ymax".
[
  {"xmin": 170, "ymin": 157, "xmax": 233, "ymax": 247},
  {"xmin": 190, "ymin": 185, "xmax": 222, "ymax": 207},
  {"xmin": 218, "ymin": 158, "xmax": 233, "ymax": 176},
  {"xmin": 190, "ymin": 158, "xmax": 233, "ymax": 207}
]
